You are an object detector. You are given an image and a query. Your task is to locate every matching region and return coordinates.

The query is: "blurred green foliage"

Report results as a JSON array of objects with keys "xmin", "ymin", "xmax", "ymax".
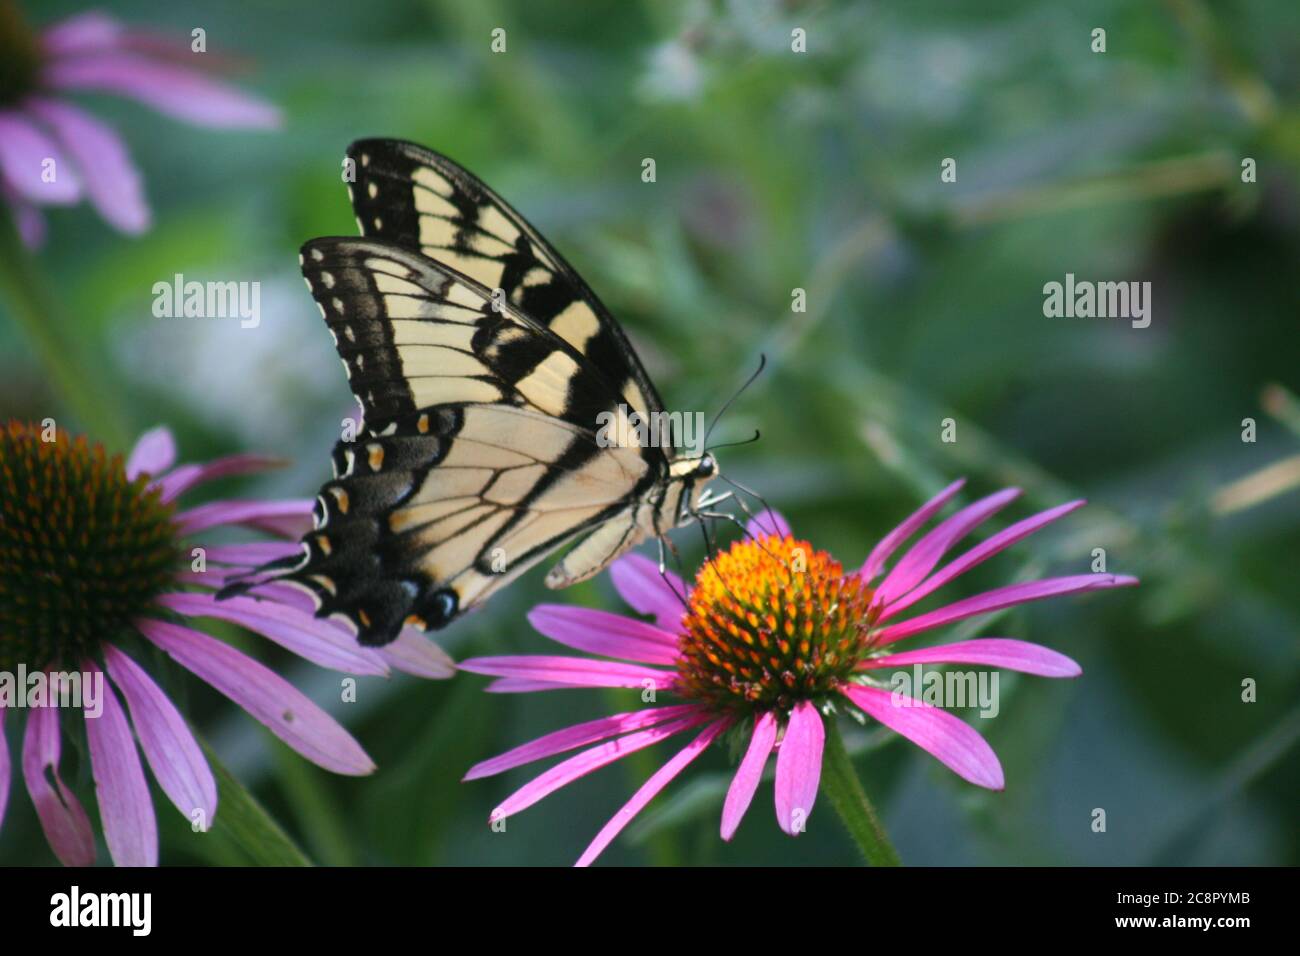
[{"xmin": 1, "ymin": 0, "xmax": 1297, "ymax": 866}]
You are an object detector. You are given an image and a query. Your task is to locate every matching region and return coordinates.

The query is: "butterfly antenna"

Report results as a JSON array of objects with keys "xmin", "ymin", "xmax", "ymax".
[
  {"xmin": 705, "ymin": 429, "xmax": 762, "ymax": 454},
  {"xmin": 703, "ymin": 354, "xmax": 767, "ymax": 450}
]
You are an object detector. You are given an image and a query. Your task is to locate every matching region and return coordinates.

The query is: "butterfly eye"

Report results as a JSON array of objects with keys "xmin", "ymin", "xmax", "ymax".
[{"xmin": 696, "ymin": 454, "xmax": 716, "ymax": 478}]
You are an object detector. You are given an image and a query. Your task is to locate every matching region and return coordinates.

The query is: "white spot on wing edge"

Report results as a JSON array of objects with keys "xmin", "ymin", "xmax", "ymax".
[
  {"xmin": 280, "ymin": 577, "xmax": 323, "ymax": 611},
  {"xmin": 329, "ymin": 611, "xmax": 359, "ymax": 636}
]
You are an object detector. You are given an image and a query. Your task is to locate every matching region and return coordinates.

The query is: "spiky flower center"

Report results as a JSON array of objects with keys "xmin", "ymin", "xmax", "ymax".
[
  {"xmin": 0, "ymin": 422, "xmax": 178, "ymax": 670},
  {"xmin": 677, "ymin": 534, "xmax": 880, "ymax": 713},
  {"xmin": 0, "ymin": 0, "xmax": 42, "ymax": 108}
]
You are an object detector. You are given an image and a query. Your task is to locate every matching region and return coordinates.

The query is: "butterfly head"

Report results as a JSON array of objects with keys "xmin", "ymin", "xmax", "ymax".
[
  {"xmin": 694, "ymin": 452, "xmax": 717, "ymax": 480},
  {"xmin": 667, "ymin": 452, "xmax": 720, "ymax": 526}
]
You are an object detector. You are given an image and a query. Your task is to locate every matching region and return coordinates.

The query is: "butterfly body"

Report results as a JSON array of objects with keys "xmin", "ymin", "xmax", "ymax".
[{"xmin": 268, "ymin": 140, "xmax": 717, "ymax": 646}]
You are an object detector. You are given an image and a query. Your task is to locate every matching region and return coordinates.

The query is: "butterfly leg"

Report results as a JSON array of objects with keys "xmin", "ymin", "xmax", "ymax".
[
  {"xmin": 695, "ymin": 489, "xmax": 733, "ymax": 510},
  {"xmin": 693, "ymin": 513, "xmax": 756, "ymax": 608},
  {"xmin": 695, "ymin": 507, "xmax": 793, "ymax": 572},
  {"xmin": 696, "ymin": 509, "xmax": 725, "ymax": 561},
  {"xmin": 655, "ymin": 534, "xmax": 692, "ymax": 611},
  {"xmin": 717, "ymin": 474, "xmax": 782, "ymax": 537},
  {"xmin": 712, "ymin": 486, "xmax": 765, "ymax": 538},
  {"xmin": 694, "ymin": 509, "xmax": 742, "ymax": 543}
]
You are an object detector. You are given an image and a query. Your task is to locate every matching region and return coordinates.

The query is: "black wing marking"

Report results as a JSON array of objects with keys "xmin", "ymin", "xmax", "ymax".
[{"xmin": 344, "ymin": 138, "xmax": 665, "ymax": 422}]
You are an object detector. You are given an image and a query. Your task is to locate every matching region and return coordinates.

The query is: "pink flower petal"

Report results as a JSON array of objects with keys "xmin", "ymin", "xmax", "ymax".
[
  {"xmin": 774, "ymin": 701, "xmax": 824, "ymax": 835},
  {"xmin": 874, "ymin": 488, "xmax": 1021, "ymax": 606},
  {"xmin": 458, "ymin": 655, "xmax": 676, "ymax": 690},
  {"xmin": 528, "ymin": 604, "xmax": 680, "ymax": 665},
  {"xmin": 83, "ymin": 662, "xmax": 157, "ymax": 866},
  {"xmin": 45, "ymin": 53, "xmax": 281, "ymax": 129},
  {"xmin": 746, "ymin": 508, "xmax": 791, "ymax": 539},
  {"xmin": 840, "ymin": 683, "xmax": 1004, "ymax": 789},
  {"xmin": 880, "ymin": 500, "xmax": 1087, "ymax": 621},
  {"xmin": 721, "ymin": 711, "xmax": 777, "ymax": 841},
  {"xmin": 464, "ymin": 704, "xmax": 703, "ymax": 781},
  {"xmin": 483, "ymin": 678, "xmax": 589, "ymax": 693},
  {"xmin": 608, "ymin": 553, "xmax": 687, "ymax": 631},
  {"xmin": 156, "ymin": 454, "xmax": 284, "ymax": 504},
  {"xmin": 0, "ymin": 110, "xmax": 81, "ymax": 204},
  {"xmin": 174, "ymin": 569, "xmax": 243, "ymax": 589},
  {"xmin": 0, "ymin": 707, "xmax": 9, "ymax": 829},
  {"xmin": 155, "ymin": 591, "xmax": 388, "ymax": 676},
  {"xmin": 861, "ymin": 479, "xmax": 966, "ymax": 581},
  {"xmin": 2, "ymin": 181, "xmax": 46, "ymax": 247},
  {"xmin": 137, "ymin": 617, "xmax": 376, "ymax": 776},
  {"xmin": 42, "ymin": 11, "xmax": 124, "ymax": 56},
  {"xmin": 874, "ymin": 574, "xmax": 1139, "ymax": 646},
  {"xmin": 202, "ymin": 541, "xmax": 303, "ymax": 567},
  {"xmin": 859, "ymin": 638, "xmax": 1082, "ymax": 677},
  {"xmin": 24, "ymin": 97, "xmax": 149, "ymax": 233},
  {"xmin": 178, "ymin": 561, "xmax": 302, "ymax": 593},
  {"xmin": 102, "ymin": 645, "xmax": 217, "ymax": 824},
  {"xmin": 124, "ymin": 425, "xmax": 176, "ymax": 481},
  {"xmin": 173, "ymin": 498, "xmax": 313, "ymax": 538},
  {"xmin": 576, "ymin": 719, "xmax": 729, "ymax": 867},
  {"xmin": 246, "ymin": 580, "xmax": 317, "ymax": 613},
  {"xmin": 491, "ymin": 713, "xmax": 711, "ymax": 820},
  {"xmin": 375, "ymin": 628, "xmax": 456, "ymax": 680},
  {"xmin": 21, "ymin": 703, "xmax": 96, "ymax": 866}
]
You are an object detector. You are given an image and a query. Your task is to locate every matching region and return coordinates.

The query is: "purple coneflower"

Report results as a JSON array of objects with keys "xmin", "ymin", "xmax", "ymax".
[
  {"xmin": 0, "ymin": 3, "xmax": 279, "ymax": 245},
  {"xmin": 460, "ymin": 479, "xmax": 1137, "ymax": 865},
  {"xmin": 0, "ymin": 421, "xmax": 453, "ymax": 866}
]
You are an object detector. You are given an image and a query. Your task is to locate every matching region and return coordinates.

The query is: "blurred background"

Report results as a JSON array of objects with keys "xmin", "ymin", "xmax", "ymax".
[{"xmin": 0, "ymin": 0, "xmax": 1296, "ymax": 866}]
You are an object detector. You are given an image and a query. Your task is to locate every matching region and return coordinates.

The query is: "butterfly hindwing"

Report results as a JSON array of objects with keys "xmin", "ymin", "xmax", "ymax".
[
  {"xmin": 344, "ymin": 138, "xmax": 664, "ymax": 423},
  {"xmin": 287, "ymin": 404, "xmax": 655, "ymax": 644}
]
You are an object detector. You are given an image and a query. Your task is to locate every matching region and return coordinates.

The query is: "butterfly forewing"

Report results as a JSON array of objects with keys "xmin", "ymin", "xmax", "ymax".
[
  {"xmin": 345, "ymin": 138, "xmax": 664, "ymax": 422},
  {"xmin": 301, "ymin": 236, "xmax": 645, "ymax": 437}
]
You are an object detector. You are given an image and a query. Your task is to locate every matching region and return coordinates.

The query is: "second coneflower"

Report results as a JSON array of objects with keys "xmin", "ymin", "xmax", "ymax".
[
  {"xmin": 459, "ymin": 480, "xmax": 1137, "ymax": 866},
  {"xmin": 0, "ymin": 4, "xmax": 279, "ymax": 245},
  {"xmin": 0, "ymin": 421, "xmax": 453, "ymax": 867}
]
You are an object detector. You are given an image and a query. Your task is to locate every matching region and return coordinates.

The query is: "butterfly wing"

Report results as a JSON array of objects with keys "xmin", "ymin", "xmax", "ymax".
[
  {"xmin": 302, "ymin": 236, "xmax": 638, "ymax": 434},
  {"xmin": 283, "ymin": 236, "xmax": 666, "ymax": 644},
  {"xmin": 344, "ymin": 138, "xmax": 665, "ymax": 423}
]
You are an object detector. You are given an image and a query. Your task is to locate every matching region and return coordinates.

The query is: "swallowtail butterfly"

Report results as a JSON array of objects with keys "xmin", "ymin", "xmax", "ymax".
[{"xmin": 244, "ymin": 139, "xmax": 727, "ymax": 646}]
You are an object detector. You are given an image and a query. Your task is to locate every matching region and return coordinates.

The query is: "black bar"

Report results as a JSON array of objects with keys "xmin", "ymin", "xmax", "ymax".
[{"xmin": 0, "ymin": 866, "xmax": 1281, "ymax": 941}]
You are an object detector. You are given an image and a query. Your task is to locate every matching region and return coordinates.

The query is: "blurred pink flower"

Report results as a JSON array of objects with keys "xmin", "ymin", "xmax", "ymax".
[
  {"xmin": 0, "ymin": 6, "xmax": 279, "ymax": 245},
  {"xmin": 0, "ymin": 422, "xmax": 453, "ymax": 866},
  {"xmin": 460, "ymin": 480, "xmax": 1137, "ymax": 865}
]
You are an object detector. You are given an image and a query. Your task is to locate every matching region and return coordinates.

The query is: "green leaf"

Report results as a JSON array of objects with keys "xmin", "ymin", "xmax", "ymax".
[{"xmin": 198, "ymin": 739, "xmax": 314, "ymax": 867}]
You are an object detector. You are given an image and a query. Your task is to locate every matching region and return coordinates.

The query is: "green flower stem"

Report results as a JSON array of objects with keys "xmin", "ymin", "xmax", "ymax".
[
  {"xmin": 822, "ymin": 718, "xmax": 902, "ymax": 866},
  {"xmin": 0, "ymin": 214, "xmax": 128, "ymax": 448}
]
